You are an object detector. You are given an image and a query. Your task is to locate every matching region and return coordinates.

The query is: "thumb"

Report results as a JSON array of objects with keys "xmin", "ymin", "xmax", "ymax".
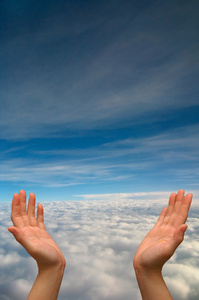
[
  {"xmin": 8, "ymin": 226, "xmax": 30, "ymax": 251},
  {"xmin": 173, "ymin": 224, "xmax": 188, "ymax": 246},
  {"xmin": 8, "ymin": 227, "xmax": 39, "ymax": 258},
  {"xmin": 8, "ymin": 226, "xmax": 27, "ymax": 246}
]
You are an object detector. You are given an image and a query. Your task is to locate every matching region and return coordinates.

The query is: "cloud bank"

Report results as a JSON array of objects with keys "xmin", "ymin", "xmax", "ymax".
[{"xmin": 1, "ymin": 192, "xmax": 198, "ymax": 300}]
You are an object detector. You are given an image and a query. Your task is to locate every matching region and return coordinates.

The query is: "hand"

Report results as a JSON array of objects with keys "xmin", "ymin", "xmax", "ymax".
[
  {"xmin": 133, "ymin": 190, "xmax": 192, "ymax": 273},
  {"xmin": 8, "ymin": 190, "xmax": 66, "ymax": 271}
]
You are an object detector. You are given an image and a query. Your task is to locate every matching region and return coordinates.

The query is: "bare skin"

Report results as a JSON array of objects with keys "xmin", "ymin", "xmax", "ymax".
[
  {"xmin": 8, "ymin": 190, "xmax": 66, "ymax": 300},
  {"xmin": 7, "ymin": 189, "xmax": 192, "ymax": 300},
  {"xmin": 133, "ymin": 189, "xmax": 193, "ymax": 300}
]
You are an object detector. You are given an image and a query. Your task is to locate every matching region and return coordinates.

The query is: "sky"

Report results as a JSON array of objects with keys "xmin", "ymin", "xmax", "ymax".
[
  {"xmin": 1, "ymin": 2, "xmax": 199, "ymax": 299},
  {"xmin": 1, "ymin": 0, "xmax": 199, "ymax": 202}
]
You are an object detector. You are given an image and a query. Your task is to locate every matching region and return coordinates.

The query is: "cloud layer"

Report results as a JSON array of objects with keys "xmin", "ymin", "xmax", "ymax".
[{"xmin": 1, "ymin": 192, "xmax": 198, "ymax": 300}]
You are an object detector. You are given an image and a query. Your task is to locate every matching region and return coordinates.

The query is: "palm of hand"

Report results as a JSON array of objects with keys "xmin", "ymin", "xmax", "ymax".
[
  {"xmin": 19, "ymin": 225, "xmax": 64, "ymax": 268},
  {"xmin": 8, "ymin": 191, "xmax": 65, "ymax": 270},
  {"xmin": 133, "ymin": 190, "xmax": 192, "ymax": 272},
  {"xmin": 134, "ymin": 221, "xmax": 182, "ymax": 270}
]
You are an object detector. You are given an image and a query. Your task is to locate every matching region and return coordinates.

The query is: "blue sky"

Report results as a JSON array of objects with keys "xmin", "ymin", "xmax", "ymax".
[{"xmin": 1, "ymin": 0, "xmax": 199, "ymax": 202}]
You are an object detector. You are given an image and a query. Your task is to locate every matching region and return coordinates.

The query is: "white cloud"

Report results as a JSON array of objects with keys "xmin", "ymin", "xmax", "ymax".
[
  {"xmin": 164, "ymin": 264, "xmax": 199, "ymax": 300},
  {"xmin": 0, "ymin": 252, "xmax": 23, "ymax": 267},
  {"xmin": 10, "ymin": 279, "xmax": 33, "ymax": 300},
  {"xmin": 1, "ymin": 194, "xmax": 198, "ymax": 300},
  {"xmin": 78, "ymin": 191, "xmax": 173, "ymax": 201}
]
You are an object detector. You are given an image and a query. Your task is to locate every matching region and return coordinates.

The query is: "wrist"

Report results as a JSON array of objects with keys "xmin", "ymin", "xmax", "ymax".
[
  {"xmin": 134, "ymin": 264, "xmax": 173, "ymax": 300},
  {"xmin": 27, "ymin": 260, "xmax": 66, "ymax": 300},
  {"xmin": 133, "ymin": 254, "xmax": 163, "ymax": 275},
  {"xmin": 133, "ymin": 260, "xmax": 162, "ymax": 279},
  {"xmin": 38, "ymin": 258, "xmax": 66, "ymax": 276},
  {"xmin": 135, "ymin": 266, "xmax": 162, "ymax": 280}
]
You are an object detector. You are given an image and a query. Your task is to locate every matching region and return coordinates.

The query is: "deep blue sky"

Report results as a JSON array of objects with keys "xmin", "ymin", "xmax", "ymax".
[{"xmin": 1, "ymin": 0, "xmax": 199, "ymax": 201}]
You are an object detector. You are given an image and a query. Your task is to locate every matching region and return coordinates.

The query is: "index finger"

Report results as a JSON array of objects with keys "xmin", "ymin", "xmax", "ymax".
[
  {"xmin": 172, "ymin": 193, "xmax": 193, "ymax": 228},
  {"xmin": 11, "ymin": 193, "xmax": 25, "ymax": 228}
]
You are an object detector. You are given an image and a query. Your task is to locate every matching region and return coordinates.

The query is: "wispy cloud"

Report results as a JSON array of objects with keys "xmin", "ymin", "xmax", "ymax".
[
  {"xmin": 1, "ymin": 124, "xmax": 198, "ymax": 192},
  {"xmin": 1, "ymin": 1, "xmax": 198, "ymax": 140},
  {"xmin": 1, "ymin": 0, "xmax": 199, "ymax": 201}
]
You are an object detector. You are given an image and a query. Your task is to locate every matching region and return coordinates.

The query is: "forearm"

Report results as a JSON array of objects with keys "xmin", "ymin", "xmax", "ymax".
[
  {"xmin": 134, "ymin": 266, "xmax": 173, "ymax": 300},
  {"xmin": 27, "ymin": 263, "xmax": 65, "ymax": 300}
]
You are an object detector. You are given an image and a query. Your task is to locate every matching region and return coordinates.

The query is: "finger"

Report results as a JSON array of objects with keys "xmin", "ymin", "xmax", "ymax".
[
  {"xmin": 8, "ymin": 226, "xmax": 21, "ymax": 237},
  {"xmin": 172, "ymin": 189, "xmax": 185, "ymax": 214},
  {"xmin": 169, "ymin": 189, "xmax": 185, "ymax": 226},
  {"xmin": 173, "ymin": 193, "xmax": 192, "ymax": 228},
  {"xmin": 155, "ymin": 207, "xmax": 167, "ymax": 227},
  {"xmin": 166, "ymin": 193, "xmax": 176, "ymax": 216},
  {"xmin": 163, "ymin": 193, "xmax": 176, "ymax": 224},
  {"xmin": 8, "ymin": 226, "xmax": 37, "ymax": 255},
  {"xmin": 19, "ymin": 190, "xmax": 27, "ymax": 215},
  {"xmin": 173, "ymin": 224, "xmax": 188, "ymax": 248},
  {"xmin": 37, "ymin": 203, "xmax": 46, "ymax": 230},
  {"xmin": 28, "ymin": 193, "xmax": 37, "ymax": 226},
  {"xmin": 19, "ymin": 190, "xmax": 30, "ymax": 226},
  {"xmin": 11, "ymin": 193, "xmax": 25, "ymax": 228}
]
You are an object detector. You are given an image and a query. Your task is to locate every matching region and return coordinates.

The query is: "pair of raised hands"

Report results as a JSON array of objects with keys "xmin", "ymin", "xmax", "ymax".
[{"xmin": 8, "ymin": 189, "xmax": 192, "ymax": 300}]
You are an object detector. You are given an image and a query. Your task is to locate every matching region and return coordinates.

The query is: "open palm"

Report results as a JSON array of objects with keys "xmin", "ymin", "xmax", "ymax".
[
  {"xmin": 8, "ymin": 190, "xmax": 66, "ymax": 270},
  {"xmin": 133, "ymin": 190, "xmax": 192, "ymax": 271}
]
